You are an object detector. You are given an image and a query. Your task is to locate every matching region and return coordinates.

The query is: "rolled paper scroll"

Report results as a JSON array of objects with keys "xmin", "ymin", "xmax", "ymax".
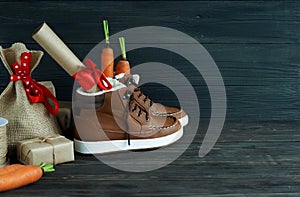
[
  {"xmin": 0, "ymin": 117, "xmax": 8, "ymax": 167},
  {"xmin": 32, "ymin": 22, "xmax": 98, "ymax": 92}
]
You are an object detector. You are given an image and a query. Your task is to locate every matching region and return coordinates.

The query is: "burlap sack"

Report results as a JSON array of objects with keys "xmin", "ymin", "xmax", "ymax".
[{"xmin": 0, "ymin": 43, "xmax": 61, "ymax": 153}]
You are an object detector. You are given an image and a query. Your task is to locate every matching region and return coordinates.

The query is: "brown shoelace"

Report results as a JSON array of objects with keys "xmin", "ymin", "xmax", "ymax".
[
  {"xmin": 134, "ymin": 88, "xmax": 154, "ymax": 107},
  {"xmin": 123, "ymin": 89, "xmax": 151, "ymax": 145}
]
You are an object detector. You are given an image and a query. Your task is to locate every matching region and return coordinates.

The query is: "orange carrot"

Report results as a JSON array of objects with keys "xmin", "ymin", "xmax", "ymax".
[
  {"xmin": 0, "ymin": 164, "xmax": 25, "ymax": 176},
  {"xmin": 115, "ymin": 37, "xmax": 130, "ymax": 75},
  {"xmin": 0, "ymin": 163, "xmax": 54, "ymax": 192},
  {"xmin": 101, "ymin": 47, "xmax": 114, "ymax": 78},
  {"xmin": 101, "ymin": 20, "xmax": 114, "ymax": 78},
  {"xmin": 115, "ymin": 60, "xmax": 130, "ymax": 75}
]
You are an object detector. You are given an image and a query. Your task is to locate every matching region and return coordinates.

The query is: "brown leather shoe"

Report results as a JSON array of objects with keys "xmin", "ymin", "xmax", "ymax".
[
  {"xmin": 73, "ymin": 87, "xmax": 183, "ymax": 154},
  {"xmin": 117, "ymin": 74, "xmax": 189, "ymax": 126}
]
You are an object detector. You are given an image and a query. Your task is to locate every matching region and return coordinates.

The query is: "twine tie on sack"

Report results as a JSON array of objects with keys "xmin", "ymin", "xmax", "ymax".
[{"xmin": 10, "ymin": 52, "xmax": 59, "ymax": 115}]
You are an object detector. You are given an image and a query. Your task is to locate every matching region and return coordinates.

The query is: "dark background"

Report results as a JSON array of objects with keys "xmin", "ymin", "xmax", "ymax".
[
  {"xmin": 1, "ymin": 1, "xmax": 299, "ymax": 121},
  {"xmin": 0, "ymin": 1, "xmax": 299, "ymax": 196}
]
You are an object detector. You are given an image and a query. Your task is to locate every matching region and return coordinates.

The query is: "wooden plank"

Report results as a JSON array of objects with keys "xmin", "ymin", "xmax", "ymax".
[
  {"xmin": 1, "ymin": 43, "xmax": 298, "ymax": 120},
  {"xmin": 2, "ymin": 43, "xmax": 299, "ymax": 85},
  {"xmin": 0, "ymin": 0, "xmax": 298, "ymax": 119},
  {"xmin": 0, "ymin": 1, "xmax": 299, "ymax": 44},
  {"xmin": 2, "ymin": 121, "xmax": 300, "ymax": 196}
]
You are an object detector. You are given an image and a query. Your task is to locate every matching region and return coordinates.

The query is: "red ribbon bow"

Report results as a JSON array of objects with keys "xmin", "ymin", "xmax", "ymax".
[
  {"xmin": 72, "ymin": 58, "xmax": 112, "ymax": 91},
  {"xmin": 10, "ymin": 52, "xmax": 59, "ymax": 115}
]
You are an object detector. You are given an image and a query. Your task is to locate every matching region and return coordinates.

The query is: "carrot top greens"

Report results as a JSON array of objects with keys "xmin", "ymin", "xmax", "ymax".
[
  {"xmin": 39, "ymin": 162, "xmax": 55, "ymax": 172},
  {"xmin": 119, "ymin": 37, "xmax": 126, "ymax": 60},
  {"xmin": 103, "ymin": 20, "xmax": 110, "ymax": 44}
]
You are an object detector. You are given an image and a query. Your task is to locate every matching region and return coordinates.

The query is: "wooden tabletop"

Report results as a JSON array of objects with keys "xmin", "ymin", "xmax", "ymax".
[{"xmin": 2, "ymin": 120, "xmax": 299, "ymax": 196}]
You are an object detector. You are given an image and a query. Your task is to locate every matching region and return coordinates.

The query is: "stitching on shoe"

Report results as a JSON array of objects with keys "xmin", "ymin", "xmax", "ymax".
[
  {"xmin": 151, "ymin": 109, "xmax": 183, "ymax": 117},
  {"xmin": 148, "ymin": 119, "xmax": 178, "ymax": 130}
]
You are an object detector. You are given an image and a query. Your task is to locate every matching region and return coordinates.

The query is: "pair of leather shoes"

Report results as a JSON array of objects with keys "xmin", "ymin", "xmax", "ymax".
[{"xmin": 74, "ymin": 74, "xmax": 188, "ymax": 154}]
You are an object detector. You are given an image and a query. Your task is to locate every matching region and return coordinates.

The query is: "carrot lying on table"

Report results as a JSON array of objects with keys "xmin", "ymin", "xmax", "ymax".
[
  {"xmin": 0, "ymin": 164, "xmax": 24, "ymax": 176},
  {"xmin": 115, "ymin": 37, "xmax": 130, "ymax": 75},
  {"xmin": 0, "ymin": 163, "xmax": 54, "ymax": 192},
  {"xmin": 101, "ymin": 20, "xmax": 114, "ymax": 78}
]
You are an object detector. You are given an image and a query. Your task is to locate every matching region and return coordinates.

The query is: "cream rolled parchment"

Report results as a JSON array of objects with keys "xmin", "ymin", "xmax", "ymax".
[
  {"xmin": 32, "ymin": 22, "xmax": 98, "ymax": 92},
  {"xmin": 0, "ymin": 117, "xmax": 8, "ymax": 166},
  {"xmin": 32, "ymin": 23, "xmax": 85, "ymax": 76}
]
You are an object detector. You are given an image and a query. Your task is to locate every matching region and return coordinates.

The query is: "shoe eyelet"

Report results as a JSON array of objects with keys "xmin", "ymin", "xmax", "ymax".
[
  {"xmin": 123, "ymin": 90, "xmax": 132, "ymax": 100},
  {"xmin": 132, "ymin": 106, "xmax": 137, "ymax": 112}
]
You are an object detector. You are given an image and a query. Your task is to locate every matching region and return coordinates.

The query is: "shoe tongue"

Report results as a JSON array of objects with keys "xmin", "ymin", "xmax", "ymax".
[
  {"xmin": 117, "ymin": 73, "xmax": 140, "ymax": 86},
  {"xmin": 132, "ymin": 74, "xmax": 140, "ymax": 84}
]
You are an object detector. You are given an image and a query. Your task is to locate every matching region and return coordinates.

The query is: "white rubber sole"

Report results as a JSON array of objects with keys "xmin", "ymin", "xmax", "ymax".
[
  {"xmin": 74, "ymin": 126, "xmax": 183, "ymax": 154},
  {"xmin": 179, "ymin": 115, "xmax": 189, "ymax": 127}
]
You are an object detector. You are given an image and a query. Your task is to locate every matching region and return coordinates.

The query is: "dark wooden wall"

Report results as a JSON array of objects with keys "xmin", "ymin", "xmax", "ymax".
[{"xmin": 0, "ymin": 1, "xmax": 299, "ymax": 120}]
